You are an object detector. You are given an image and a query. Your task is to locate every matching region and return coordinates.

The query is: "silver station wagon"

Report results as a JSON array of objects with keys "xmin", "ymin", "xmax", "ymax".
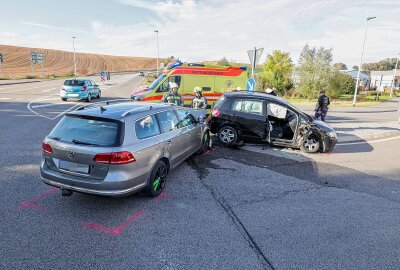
[{"xmin": 40, "ymin": 102, "xmax": 210, "ymax": 197}]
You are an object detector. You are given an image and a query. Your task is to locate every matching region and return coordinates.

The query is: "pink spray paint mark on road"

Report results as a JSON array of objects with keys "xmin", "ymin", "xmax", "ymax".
[
  {"xmin": 84, "ymin": 209, "xmax": 145, "ymax": 235},
  {"xmin": 15, "ymin": 187, "xmax": 58, "ymax": 212},
  {"xmin": 155, "ymin": 192, "xmax": 168, "ymax": 203}
]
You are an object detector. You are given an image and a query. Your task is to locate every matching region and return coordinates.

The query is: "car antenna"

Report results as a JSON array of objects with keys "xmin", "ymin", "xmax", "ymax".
[{"xmin": 100, "ymin": 106, "xmax": 106, "ymax": 112}]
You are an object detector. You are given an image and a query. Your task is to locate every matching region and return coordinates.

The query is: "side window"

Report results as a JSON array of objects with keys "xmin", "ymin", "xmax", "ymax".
[
  {"xmin": 135, "ymin": 115, "xmax": 160, "ymax": 139},
  {"xmin": 91, "ymin": 81, "xmax": 96, "ymax": 86},
  {"xmin": 175, "ymin": 109, "xmax": 195, "ymax": 127},
  {"xmin": 231, "ymin": 99, "xmax": 263, "ymax": 115},
  {"xmin": 202, "ymin": 87, "xmax": 211, "ymax": 92},
  {"xmin": 267, "ymin": 102, "xmax": 288, "ymax": 119},
  {"xmin": 157, "ymin": 110, "xmax": 179, "ymax": 133},
  {"xmin": 86, "ymin": 81, "xmax": 92, "ymax": 86},
  {"xmin": 157, "ymin": 76, "xmax": 182, "ymax": 92}
]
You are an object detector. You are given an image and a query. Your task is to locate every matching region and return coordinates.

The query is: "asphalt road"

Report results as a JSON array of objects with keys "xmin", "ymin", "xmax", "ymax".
[{"xmin": 1, "ymin": 75, "xmax": 399, "ymax": 270}]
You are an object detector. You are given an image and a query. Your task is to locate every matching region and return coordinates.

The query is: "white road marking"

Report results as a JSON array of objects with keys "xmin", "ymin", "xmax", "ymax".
[
  {"xmin": 42, "ymin": 88, "xmax": 57, "ymax": 92},
  {"xmin": 31, "ymin": 102, "xmax": 70, "ymax": 108},
  {"xmin": 336, "ymin": 135, "xmax": 400, "ymax": 146},
  {"xmin": 0, "ymin": 84, "xmax": 60, "ymax": 94},
  {"xmin": 0, "ymin": 97, "xmax": 12, "ymax": 100}
]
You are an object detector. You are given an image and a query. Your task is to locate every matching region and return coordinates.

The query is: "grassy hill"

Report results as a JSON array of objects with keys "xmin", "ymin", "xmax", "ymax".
[{"xmin": 0, "ymin": 44, "xmax": 162, "ymax": 79}]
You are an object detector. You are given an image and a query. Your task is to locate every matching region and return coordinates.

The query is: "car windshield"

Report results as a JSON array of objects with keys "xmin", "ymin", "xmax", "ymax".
[
  {"xmin": 48, "ymin": 115, "xmax": 121, "ymax": 146},
  {"xmin": 213, "ymin": 96, "xmax": 226, "ymax": 108},
  {"xmin": 149, "ymin": 74, "xmax": 166, "ymax": 89},
  {"xmin": 64, "ymin": 80, "xmax": 85, "ymax": 86}
]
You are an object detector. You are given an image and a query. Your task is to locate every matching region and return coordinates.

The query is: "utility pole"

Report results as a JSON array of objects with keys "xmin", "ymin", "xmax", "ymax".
[
  {"xmin": 72, "ymin": 36, "xmax": 77, "ymax": 78},
  {"xmin": 154, "ymin": 30, "xmax": 159, "ymax": 77},
  {"xmin": 353, "ymin": 16, "xmax": 376, "ymax": 106},
  {"xmin": 390, "ymin": 54, "xmax": 399, "ymax": 98},
  {"xmin": 251, "ymin": 47, "xmax": 256, "ymax": 79}
]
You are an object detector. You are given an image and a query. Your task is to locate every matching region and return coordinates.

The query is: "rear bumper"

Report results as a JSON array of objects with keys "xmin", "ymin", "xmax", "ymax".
[
  {"xmin": 60, "ymin": 91, "xmax": 89, "ymax": 99},
  {"xmin": 40, "ymin": 160, "xmax": 147, "ymax": 197}
]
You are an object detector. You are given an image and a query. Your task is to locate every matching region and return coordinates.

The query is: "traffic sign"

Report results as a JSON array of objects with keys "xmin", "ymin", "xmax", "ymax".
[
  {"xmin": 246, "ymin": 78, "xmax": 255, "ymax": 94},
  {"xmin": 31, "ymin": 52, "xmax": 44, "ymax": 63},
  {"xmin": 247, "ymin": 48, "xmax": 264, "ymax": 68}
]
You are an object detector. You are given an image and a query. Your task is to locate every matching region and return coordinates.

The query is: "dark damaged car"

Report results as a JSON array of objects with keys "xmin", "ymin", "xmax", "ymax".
[{"xmin": 208, "ymin": 92, "xmax": 338, "ymax": 153}]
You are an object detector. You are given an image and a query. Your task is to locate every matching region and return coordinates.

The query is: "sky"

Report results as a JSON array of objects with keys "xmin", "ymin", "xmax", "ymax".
[{"xmin": 0, "ymin": 0, "xmax": 399, "ymax": 68}]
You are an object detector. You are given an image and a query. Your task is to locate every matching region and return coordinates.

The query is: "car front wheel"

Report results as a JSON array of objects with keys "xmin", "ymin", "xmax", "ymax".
[
  {"xmin": 61, "ymin": 98, "xmax": 67, "ymax": 101},
  {"xmin": 300, "ymin": 135, "xmax": 320, "ymax": 153},
  {"xmin": 86, "ymin": 93, "xmax": 91, "ymax": 102},
  {"xmin": 218, "ymin": 126, "xmax": 238, "ymax": 146}
]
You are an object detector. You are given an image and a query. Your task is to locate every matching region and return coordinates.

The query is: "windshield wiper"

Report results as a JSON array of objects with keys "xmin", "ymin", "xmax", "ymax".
[{"xmin": 72, "ymin": 139, "xmax": 99, "ymax": 146}]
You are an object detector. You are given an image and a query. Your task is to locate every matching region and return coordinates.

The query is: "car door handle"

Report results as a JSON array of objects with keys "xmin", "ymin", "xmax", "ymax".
[
  {"xmin": 166, "ymin": 140, "xmax": 172, "ymax": 144},
  {"xmin": 186, "ymin": 133, "xmax": 191, "ymax": 136}
]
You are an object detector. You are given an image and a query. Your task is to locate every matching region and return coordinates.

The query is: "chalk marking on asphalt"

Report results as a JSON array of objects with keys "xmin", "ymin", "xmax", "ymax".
[
  {"xmin": 31, "ymin": 102, "xmax": 72, "ymax": 109},
  {"xmin": 336, "ymin": 135, "xmax": 400, "ymax": 146}
]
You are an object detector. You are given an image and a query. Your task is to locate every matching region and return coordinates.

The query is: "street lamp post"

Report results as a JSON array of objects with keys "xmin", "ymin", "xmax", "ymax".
[
  {"xmin": 352, "ymin": 16, "xmax": 376, "ymax": 107},
  {"xmin": 390, "ymin": 54, "xmax": 399, "ymax": 98},
  {"xmin": 154, "ymin": 30, "xmax": 159, "ymax": 77},
  {"xmin": 72, "ymin": 36, "xmax": 77, "ymax": 78}
]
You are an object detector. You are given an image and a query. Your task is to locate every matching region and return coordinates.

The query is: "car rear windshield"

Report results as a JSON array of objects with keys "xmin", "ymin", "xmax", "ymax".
[
  {"xmin": 64, "ymin": 80, "xmax": 85, "ymax": 86},
  {"xmin": 48, "ymin": 115, "xmax": 122, "ymax": 146}
]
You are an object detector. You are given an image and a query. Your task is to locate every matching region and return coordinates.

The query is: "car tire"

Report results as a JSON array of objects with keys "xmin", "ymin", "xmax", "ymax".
[
  {"xmin": 300, "ymin": 135, "xmax": 320, "ymax": 153},
  {"xmin": 145, "ymin": 160, "xmax": 168, "ymax": 197},
  {"xmin": 197, "ymin": 131, "xmax": 211, "ymax": 154},
  {"xmin": 97, "ymin": 90, "xmax": 101, "ymax": 99},
  {"xmin": 218, "ymin": 126, "xmax": 238, "ymax": 146},
  {"xmin": 86, "ymin": 93, "xmax": 91, "ymax": 102},
  {"xmin": 61, "ymin": 98, "xmax": 67, "ymax": 101}
]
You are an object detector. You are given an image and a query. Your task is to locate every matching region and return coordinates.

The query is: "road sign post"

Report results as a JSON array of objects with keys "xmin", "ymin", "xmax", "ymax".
[
  {"xmin": 0, "ymin": 53, "xmax": 3, "ymax": 78},
  {"xmin": 31, "ymin": 52, "xmax": 45, "ymax": 77}
]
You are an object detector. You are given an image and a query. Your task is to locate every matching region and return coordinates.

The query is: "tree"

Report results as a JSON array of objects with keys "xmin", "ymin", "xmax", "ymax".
[
  {"xmin": 329, "ymin": 72, "xmax": 355, "ymax": 97},
  {"xmin": 261, "ymin": 50, "xmax": 294, "ymax": 95},
  {"xmin": 297, "ymin": 45, "xmax": 333, "ymax": 99},
  {"xmin": 362, "ymin": 58, "xmax": 397, "ymax": 72},
  {"xmin": 352, "ymin": 65, "xmax": 359, "ymax": 71},
  {"xmin": 332, "ymin": 63, "xmax": 347, "ymax": 70},
  {"xmin": 217, "ymin": 57, "xmax": 229, "ymax": 66}
]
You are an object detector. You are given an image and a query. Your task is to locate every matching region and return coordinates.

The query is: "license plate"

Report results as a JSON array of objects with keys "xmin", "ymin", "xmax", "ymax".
[
  {"xmin": 67, "ymin": 94, "xmax": 79, "ymax": 97},
  {"xmin": 59, "ymin": 160, "xmax": 89, "ymax": 174}
]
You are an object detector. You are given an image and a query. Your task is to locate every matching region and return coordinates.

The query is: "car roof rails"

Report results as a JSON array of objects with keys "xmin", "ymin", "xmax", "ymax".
[
  {"xmin": 121, "ymin": 105, "xmax": 153, "ymax": 117},
  {"xmin": 75, "ymin": 98, "xmax": 133, "ymax": 111}
]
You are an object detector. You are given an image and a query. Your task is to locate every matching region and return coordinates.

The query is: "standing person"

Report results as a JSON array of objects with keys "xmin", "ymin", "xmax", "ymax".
[
  {"xmin": 314, "ymin": 90, "xmax": 330, "ymax": 122},
  {"xmin": 191, "ymin": 86, "xmax": 208, "ymax": 109},
  {"xmin": 107, "ymin": 71, "xmax": 111, "ymax": 80},
  {"xmin": 265, "ymin": 88, "xmax": 277, "ymax": 96},
  {"xmin": 161, "ymin": 82, "xmax": 183, "ymax": 106}
]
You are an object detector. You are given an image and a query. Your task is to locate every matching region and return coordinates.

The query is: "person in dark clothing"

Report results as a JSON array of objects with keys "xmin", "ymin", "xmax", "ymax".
[
  {"xmin": 161, "ymin": 82, "xmax": 183, "ymax": 106},
  {"xmin": 314, "ymin": 90, "xmax": 330, "ymax": 122},
  {"xmin": 191, "ymin": 86, "xmax": 208, "ymax": 109}
]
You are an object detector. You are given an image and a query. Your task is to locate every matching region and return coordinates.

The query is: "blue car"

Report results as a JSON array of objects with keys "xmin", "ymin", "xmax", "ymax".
[{"xmin": 60, "ymin": 79, "xmax": 101, "ymax": 102}]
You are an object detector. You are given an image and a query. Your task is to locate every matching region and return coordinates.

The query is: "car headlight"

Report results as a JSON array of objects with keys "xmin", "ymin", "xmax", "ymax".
[{"xmin": 327, "ymin": 131, "xmax": 337, "ymax": 138}]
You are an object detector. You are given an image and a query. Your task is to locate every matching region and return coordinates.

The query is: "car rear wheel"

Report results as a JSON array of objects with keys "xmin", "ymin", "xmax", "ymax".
[
  {"xmin": 300, "ymin": 135, "xmax": 320, "ymax": 153},
  {"xmin": 218, "ymin": 126, "xmax": 238, "ymax": 146},
  {"xmin": 146, "ymin": 160, "xmax": 168, "ymax": 197},
  {"xmin": 86, "ymin": 93, "xmax": 91, "ymax": 102},
  {"xmin": 97, "ymin": 90, "xmax": 101, "ymax": 99},
  {"xmin": 61, "ymin": 98, "xmax": 67, "ymax": 101}
]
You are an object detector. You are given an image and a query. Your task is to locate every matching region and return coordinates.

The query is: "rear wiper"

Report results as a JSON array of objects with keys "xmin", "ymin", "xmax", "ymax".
[
  {"xmin": 49, "ymin": 136, "xmax": 61, "ymax": 141},
  {"xmin": 72, "ymin": 139, "xmax": 99, "ymax": 146}
]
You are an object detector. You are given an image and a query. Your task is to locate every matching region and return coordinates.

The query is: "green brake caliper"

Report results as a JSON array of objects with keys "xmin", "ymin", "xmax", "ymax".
[{"xmin": 153, "ymin": 177, "xmax": 160, "ymax": 191}]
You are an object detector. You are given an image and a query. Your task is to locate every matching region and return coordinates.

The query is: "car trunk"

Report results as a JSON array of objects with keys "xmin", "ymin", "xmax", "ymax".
[
  {"xmin": 44, "ymin": 114, "xmax": 123, "ymax": 180},
  {"xmin": 44, "ymin": 140, "xmax": 111, "ymax": 180}
]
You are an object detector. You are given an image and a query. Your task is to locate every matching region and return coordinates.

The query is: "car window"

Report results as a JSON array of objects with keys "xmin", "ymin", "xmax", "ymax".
[
  {"xmin": 63, "ymin": 80, "xmax": 84, "ymax": 86},
  {"xmin": 135, "ymin": 115, "xmax": 160, "ymax": 139},
  {"xmin": 175, "ymin": 109, "xmax": 195, "ymax": 127},
  {"xmin": 267, "ymin": 102, "xmax": 288, "ymax": 119},
  {"xmin": 91, "ymin": 81, "xmax": 96, "ymax": 86},
  {"xmin": 213, "ymin": 96, "xmax": 226, "ymax": 108},
  {"xmin": 232, "ymin": 99, "xmax": 263, "ymax": 115},
  {"xmin": 86, "ymin": 81, "xmax": 92, "ymax": 86},
  {"xmin": 157, "ymin": 110, "xmax": 179, "ymax": 133},
  {"xmin": 157, "ymin": 76, "xmax": 182, "ymax": 92},
  {"xmin": 48, "ymin": 115, "xmax": 121, "ymax": 146}
]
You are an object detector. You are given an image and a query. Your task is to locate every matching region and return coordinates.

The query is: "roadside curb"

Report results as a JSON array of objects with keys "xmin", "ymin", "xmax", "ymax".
[
  {"xmin": 338, "ymin": 130, "xmax": 400, "ymax": 143},
  {"xmin": 0, "ymin": 80, "xmax": 43, "ymax": 86}
]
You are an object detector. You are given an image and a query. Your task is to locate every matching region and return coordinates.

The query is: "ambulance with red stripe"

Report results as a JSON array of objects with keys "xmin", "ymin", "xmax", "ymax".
[{"xmin": 131, "ymin": 60, "xmax": 248, "ymax": 108}]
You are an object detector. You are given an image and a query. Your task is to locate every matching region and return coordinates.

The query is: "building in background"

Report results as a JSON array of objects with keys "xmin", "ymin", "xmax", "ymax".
[
  {"xmin": 340, "ymin": 70, "xmax": 371, "ymax": 90},
  {"xmin": 370, "ymin": 70, "xmax": 400, "ymax": 90}
]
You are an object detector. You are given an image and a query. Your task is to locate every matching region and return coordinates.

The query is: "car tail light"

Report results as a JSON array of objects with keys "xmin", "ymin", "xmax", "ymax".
[
  {"xmin": 212, "ymin": 109, "xmax": 221, "ymax": 117},
  {"xmin": 93, "ymin": 151, "xmax": 136, "ymax": 164},
  {"xmin": 42, "ymin": 142, "xmax": 53, "ymax": 154},
  {"xmin": 80, "ymin": 86, "xmax": 87, "ymax": 91}
]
